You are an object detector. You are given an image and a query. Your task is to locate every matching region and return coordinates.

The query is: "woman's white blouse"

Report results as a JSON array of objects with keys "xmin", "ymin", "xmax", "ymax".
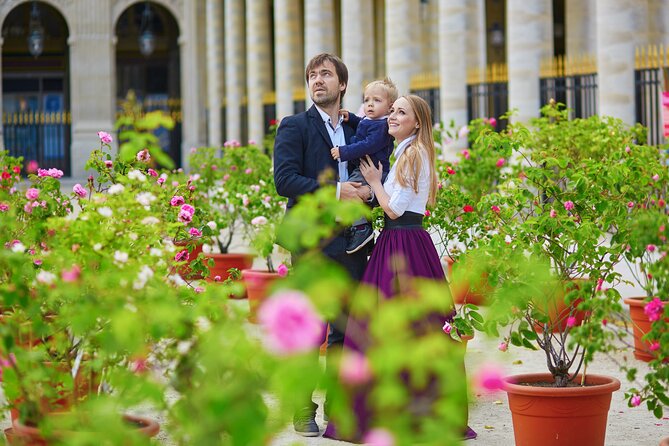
[{"xmin": 383, "ymin": 135, "xmax": 430, "ymax": 217}]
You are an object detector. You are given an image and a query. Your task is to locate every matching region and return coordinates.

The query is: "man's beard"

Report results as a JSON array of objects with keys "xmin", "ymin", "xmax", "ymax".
[{"xmin": 311, "ymin": 91, "xmax": 340, "ymax": 108}]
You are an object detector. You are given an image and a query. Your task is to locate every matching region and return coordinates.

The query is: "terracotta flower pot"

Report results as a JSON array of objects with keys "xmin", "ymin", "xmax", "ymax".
[
  {"xmin": 241, "ymin": 269, "xmax": 281, "ymax": 323},
  {"xmin": 504, "ymin": 373, "xmax": 620, "ymax": 446},
  {"xmin": 443, "ymin": 257, "xmax": 489, "ymax": 306},
  {"xmin": 623, "ymin": 297, "xmax": 666, "ymax": 362},
  {"xmin": 7, "ymin": 414, "xmax": 159, "ymax": 445},
  {"xmin": 205, "ymin": 253, "xmax": 254, "ymax": 282}
]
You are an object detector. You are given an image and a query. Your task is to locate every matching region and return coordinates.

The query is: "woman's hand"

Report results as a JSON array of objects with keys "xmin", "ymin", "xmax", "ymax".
[{"xmin": 360, "ymin": 155, "xmax": 382, "ymax": 185}]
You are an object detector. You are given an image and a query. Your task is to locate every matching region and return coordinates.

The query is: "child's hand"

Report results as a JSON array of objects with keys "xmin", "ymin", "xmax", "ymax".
[
  {"xmin": 331, "ymin": 147, "xmax": 340, "ymax": 160},
  {"xmin": 339, "ymin": 109, "xmax": 350, "ymax": 122}
]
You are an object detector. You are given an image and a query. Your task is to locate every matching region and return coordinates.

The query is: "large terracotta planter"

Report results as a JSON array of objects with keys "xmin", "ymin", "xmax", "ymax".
[
  {"xmin": 623, "ymin": 297, "xmax": 666, "ymax": 362},
  {"xmin": 205, "ymin": 253, "xmax": 254, "ymax": 282},
  {"xmin": 504, "ymin": 373, "xmax": 620, "ymax": 446},
  {"xmin": 241, "ymin": 269, "xmax": 281, "ymax": 323},
  {"xmin": 6, "ymin": 414, "xmax": 159, "ymax": 445},
  {"xmin": 443, "ymin": 257, "xmax": 489, "ymax": 306}
]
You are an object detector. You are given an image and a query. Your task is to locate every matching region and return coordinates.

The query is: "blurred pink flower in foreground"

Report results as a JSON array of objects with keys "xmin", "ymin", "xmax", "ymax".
[
  {"xmin": 340, "ymin": 351, "xmax": 372, "ymax": 385},
  {"xmin": 258, "ymin": 290, "xmax": 323, "ymax": 355},
  {"xmin": 473, "ymin": 363, "xmax": 506, "ymax": 393},
  {"xmin": 362, "ymin": 428, "xmax": 395, "ymax": 446},
  {"xmin": 276, "ymin": 263, "xmax": 289, "ymax": 277}
]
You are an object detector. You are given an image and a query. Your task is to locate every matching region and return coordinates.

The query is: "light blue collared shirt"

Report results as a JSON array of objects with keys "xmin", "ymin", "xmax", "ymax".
[{"xmin": 314, "ymin": 106, "xmax": 348, "ymax": 191}]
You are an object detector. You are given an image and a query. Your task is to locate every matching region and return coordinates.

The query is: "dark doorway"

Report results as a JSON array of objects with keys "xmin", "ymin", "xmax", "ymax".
[
  {"xmin": 115, "ymin": 2, "xmax": 181, "ymax": 167},
  {"xmin": 1, "ymin": 1, "xmax": 70, "ymax": 175}
]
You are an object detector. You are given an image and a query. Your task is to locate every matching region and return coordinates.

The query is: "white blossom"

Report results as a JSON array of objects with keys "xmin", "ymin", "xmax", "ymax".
[
  {"xmin": 127, "ymin": 170, "xmax": 146, "ymax": 182},
  {"xmin": 98, "ymin": 207, "xmax": 113, "ymax": 218},
  {"xmin": 142, "ymin": 216, "xmax": 160, "ymax": 225},
  {"xmin": 136, "ymin": 192, "xmax": 156, "ymax": 207},
  {"xmin": 114, "ymin": 250, "xmax": 129, "ymax": 263},
  {"xmin": 107, "ymin": 184, "xmax": 125, "ymax": 195},
  {"xmin": 36, "ymin": 270, "xmax": 56, "ymax": 285}
]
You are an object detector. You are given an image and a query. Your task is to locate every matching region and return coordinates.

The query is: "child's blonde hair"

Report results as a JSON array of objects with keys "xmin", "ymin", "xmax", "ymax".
[{"xmin": 364, "ymin": 77, "xmax": 398, "ymax": 104}]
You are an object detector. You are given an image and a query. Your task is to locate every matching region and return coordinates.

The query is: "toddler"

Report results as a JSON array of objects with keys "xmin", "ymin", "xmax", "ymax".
[{"xmin": 331, "ymin": 78, "xmax": 397, "ymax": 254}]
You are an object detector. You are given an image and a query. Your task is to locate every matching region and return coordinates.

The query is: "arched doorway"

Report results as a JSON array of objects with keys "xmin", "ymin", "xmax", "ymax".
[
  {"xmin": 115, "ymin": 1, "xmax": 181, "ymax": 167},
  {"xmin": 1, "ymin": 1, "xmax": 70, "ymax": 175}
]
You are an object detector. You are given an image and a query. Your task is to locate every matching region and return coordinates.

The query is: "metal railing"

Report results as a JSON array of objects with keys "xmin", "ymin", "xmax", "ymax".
[
  {"xmin": 635, "ymin": 45, "xmax": 668, "ymax": 146},
  {"xmin": 2, "ymin": 111, "xmax": 71, "ymax": 176},
  {"xmin": 466, "ymin": 63, "xmax": 508, "ymax": 131},
  {"xmin": 540, "ymin": 54, "xmax": 598, "ymax": 119}
]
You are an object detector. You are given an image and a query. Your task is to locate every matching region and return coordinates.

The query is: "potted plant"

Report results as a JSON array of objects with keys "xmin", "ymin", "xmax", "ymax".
[{"xmin": 474, "ymin": 102, "xmax": 664, "ymax": 446}]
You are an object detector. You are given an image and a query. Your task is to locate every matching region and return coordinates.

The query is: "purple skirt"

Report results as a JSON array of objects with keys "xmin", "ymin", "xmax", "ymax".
[{"xmin": 324, "ymin": 216, "xmax": 476, "ymax": 442}]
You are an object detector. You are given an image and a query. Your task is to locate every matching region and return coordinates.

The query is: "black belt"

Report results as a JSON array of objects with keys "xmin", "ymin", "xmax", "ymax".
[{"xmin": 384, "ymin": 211, "xmax": 424, "ymax": 229}]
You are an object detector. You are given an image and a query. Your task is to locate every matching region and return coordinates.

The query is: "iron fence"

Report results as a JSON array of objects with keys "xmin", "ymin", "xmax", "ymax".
[
  {"xmin": 2, "ymin": 111, "xmax": 71, "ymax": 176},
  {"xmin": 634, "ymin": 46, "xmax": 668, "ymax": 146},
  {"xmin": 539, "ymin": 55, "xmax": 598, "ymax": 119},
  {"xmin": 466, "ymin": 64, "xmax": 508, "ymax": 132}
]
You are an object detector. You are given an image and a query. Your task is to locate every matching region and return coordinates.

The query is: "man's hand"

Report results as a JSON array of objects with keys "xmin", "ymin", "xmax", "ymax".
[
  {"xmin": 339, "ymin": 109, "xmax": 350, "ymax": 122},
  {"xmin": 331, "ymin": 146, "xmax": 340, "ymax": 160},
  {"xmin": 340, "ymin": 181, "xmax": 363, "ymax": 202},
  {"xmin": 356, "ymin": 184, "xmax": 372, "ymax": 201}
]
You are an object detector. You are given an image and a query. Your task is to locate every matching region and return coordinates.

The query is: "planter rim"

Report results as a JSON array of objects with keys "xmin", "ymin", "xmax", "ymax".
[
  {"xmin": 241, "ymin": 268, "xmax": 278, "ymax": 277},
  {"xmin": 623, "ymin": 296, "xmax": 657, "ymax": 307},
  {"xmin": 204, "ymin": 252, "xmax": 254, "ymax": 258},
  {"xmin": 503, "ymin": 373, "xmax": 620, "ymax": 397}
]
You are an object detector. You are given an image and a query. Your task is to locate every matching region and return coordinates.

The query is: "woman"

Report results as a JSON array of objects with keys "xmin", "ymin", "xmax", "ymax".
[{"xmin": 323, "ymin": 95, "xmax": 477, "ymax": 442}]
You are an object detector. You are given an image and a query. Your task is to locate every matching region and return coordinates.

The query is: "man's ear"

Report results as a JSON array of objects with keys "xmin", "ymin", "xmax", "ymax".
[{"xmin": 339, "ymin": 83, "xmax": 346, "ymax": 92}]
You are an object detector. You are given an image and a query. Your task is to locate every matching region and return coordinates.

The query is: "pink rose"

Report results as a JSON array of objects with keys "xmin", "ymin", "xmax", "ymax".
[
  {"xmin": 549, "ymin": 209, "xmax": 557, "ymax": 218},
  {"xmin": 628, "ymin": 201, "xmax": 635, "ymax": 209},
  {"xmin": 442, "ymin": 321, "xmax": 452, "ymax": 334},
  {"xmin": 181, "ymin": 204, "xmax": 195, "ymax": 215},
  {"xmin": 276, "ymin": 263, "xmax": 289, "ymax": 277},
  {"xmin": 339, "ymin": 351, "xmax": 373, "ymax": 385},
  {"xmin": 498, "ymin": 342, "xmax": 508, "ymax": 352},
  {"xmin": 178, "ymin": 210, "xmax": 193, "ymax": 224},
  {"xmin": 97, "ymin": 131, "xmax": 113, "ymax": 144},
  {"xmin": 73, "ymin": 183, "xmax": 87, "ymax": 198},
  {"xmin": 652, "ymin": 174, "xmax": 660, "ymax": 181},
  {"xmin": 25, "ymin": 188, "xmax": 39, "ymax": 200},
  {"xmin": 171, "ymin": 196, "xmax": 185, "ymax": 207},
  {"xmin": 461, "ymin": 149, "xmax": 470, "ymax": 160},
  {"xmin": 566, "ymin": 316, "xmax": 577, "ymax": 328},
  {"xmin": 104, "ymin": 160, "xmax": 113, "ymax": 168},
  {"xmin": 245, "ymin": 168, "xmax": 253, "ymax": 174},
  {"xmin": 644, "ymin": 297, "xmax": 665, "ymax": 322},
  {"xmin": 474, "ymin": 363, "xmax": 505, "ymax": 393},
  {"xmin": 188, "ymin": 227, "xmax": 202, "ymax": 237},
  {"xmin": 0, "ymin": 203, "xmax": 8, "ymax": 212},
  {"xmin": 631, "ymin": 395, "xmax": 642, "ymax": 407},
  {"xmin": 649, "ymin": 341, "xmax": 660, "ymax": 351},
  {"xmin": 147, "ymin": 168, "xmax": 158, "ymax": 177},
  {"xmin": 258, "ymin": 290, "xmax": 324, "ymax": 355},
  {"xmin": 491, "ymin": 205, "xmax": 500, "ymax": 214},
  {"xmin": 495, "ymin": 158, "xmax": 505, "ymax": 168},
  {"xmin": 27, "ymin": 160, "xmax": 39, "ymax": 173},
  {"xmin": 564, "ymin": 201, "xmax": 574, "ymax": 211},
  {"xmin": 61, "ymin": 265, "xmax": 81, "ymax": 282},
  {"xmin": 625, "ymin": 146, "xmax": 631, "ymax": 153},
  {"xmin": 136, "ymin": 149, "xmax": 151, "ymax": 162},
  {"xmin": 174, "ymin": 249, "xmax": 190, "ymax": 262},
  {"xmin": 447, "ymin": 167, "xmax": 456, "ymax": 175},
  {"xmin": 647, "ymin": 244, "xmax": 657, "ymax": 252},
  {"xmin": 362, "ymin": 428, "xmax": 395, "ymax": 446},
  {"xmin": 488, "ymin": 117, "xmax": 497, "ymax": 127},
  {"xmin": 251, "ymin": 216, "xmax": 268, "ymax": 226}
]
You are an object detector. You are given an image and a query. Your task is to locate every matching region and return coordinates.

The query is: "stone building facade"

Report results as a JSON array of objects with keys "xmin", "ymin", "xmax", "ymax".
[{"xmin": 1, "ymin": 0, "xmax": 668, "ymax": 180}]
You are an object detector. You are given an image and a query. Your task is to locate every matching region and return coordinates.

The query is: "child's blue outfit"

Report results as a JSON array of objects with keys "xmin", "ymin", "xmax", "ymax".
[{"xmin": 338, "ymin": 113, "xmax": 394, "ymax": 183}]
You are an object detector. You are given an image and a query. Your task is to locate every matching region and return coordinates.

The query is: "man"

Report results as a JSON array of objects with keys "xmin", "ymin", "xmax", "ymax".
[{"xmin": 274, "ymin": 53, "xmax": 370, "ymax": 436}]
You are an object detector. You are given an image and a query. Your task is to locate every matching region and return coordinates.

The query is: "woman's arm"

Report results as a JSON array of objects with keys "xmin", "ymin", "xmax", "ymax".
[{"xmin": 359, "ymin": 155, "xmax": 400, "ymax": 219}]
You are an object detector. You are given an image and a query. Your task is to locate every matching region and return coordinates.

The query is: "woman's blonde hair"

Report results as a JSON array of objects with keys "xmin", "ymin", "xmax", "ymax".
[{"xmin": 393, "ymin": 95, "xmax": 438, "ymax": 207}]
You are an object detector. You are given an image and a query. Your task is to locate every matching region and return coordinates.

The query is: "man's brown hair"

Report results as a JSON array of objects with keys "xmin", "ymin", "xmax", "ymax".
[{"xmin": 305, "ymin": 53, "xmax": 349, "ymax": 102}]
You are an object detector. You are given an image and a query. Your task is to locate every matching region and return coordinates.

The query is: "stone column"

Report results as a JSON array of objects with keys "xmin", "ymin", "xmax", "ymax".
[
  {"xmin": 595, "ymin": 0, "xmax": 640, "ymax": 124},
  {"xmin": 206, "ymin": 0, "xmax": 224, "ymax": 148},
  {"xmin": 225, "ymin": 0, "xmax": 245, "ymax": 143},
  {"xmin": 68, "ymin": 1, "xmax": 115, "ymax": 179},
  {"xmin": 385, "ymin": 0, "xmax": 419, "ymax": 95},
  {"xmin": 341, "ymin": 0, "xmax": 374, "ymax": 111},
  {"xmin": 246, "ymin": 0, "xmax": 272, "ymax": 147},
  {"xmin": 566, "ymin": 0, "xmax": 596, "ymax": 56},
  {"xmin": 274, "ymin": 0, "xmax": 301, "ymax": 121},
  {"xmin": 439, "ymin": 0, "xmax": 468, "ymax": 128},
  {"xmin": 651, "ymin": 1, "xmax": 669, "ymax": 45},
  {"xmin": 507, "ymin": 0, "xmax": 553, "ymax": 124},
  {"xmin": 180, "ymin": 0, "xmax": 206, "ymax": 167},
  {"xmin": 304, "ymin": 0, "xmax": 336, "ymax": 106}
]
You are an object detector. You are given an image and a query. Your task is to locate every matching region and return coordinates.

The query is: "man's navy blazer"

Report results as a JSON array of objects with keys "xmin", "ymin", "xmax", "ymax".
[{"xmin": 274, "ymin": 105, "xmax": 356, "ymax": 255}]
